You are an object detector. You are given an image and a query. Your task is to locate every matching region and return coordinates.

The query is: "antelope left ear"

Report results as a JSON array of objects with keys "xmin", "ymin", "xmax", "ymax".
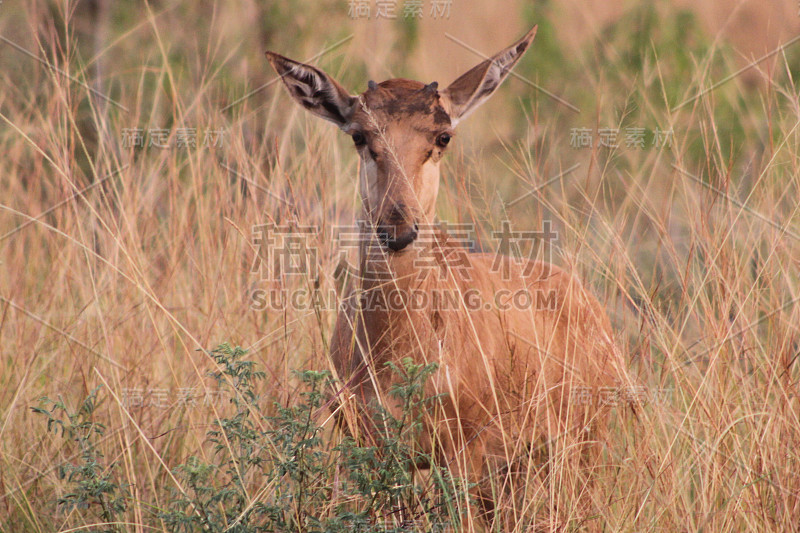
[
  {"xmin": 440, "ymin": 26, "xmax": 537, "ymax": 126},
  {"xmin": 266, "ymin": 51, "xmax": 358, "ymax": 129}
]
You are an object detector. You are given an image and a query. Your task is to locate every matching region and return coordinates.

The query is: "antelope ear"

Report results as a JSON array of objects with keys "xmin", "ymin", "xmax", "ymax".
[
  {"xmin": 441, "ymin": 26, "xmax": 537, "ymax": 126},
  {"xmin": 266, "ymin": 51, "xmax": 358, "ymax": 129}
]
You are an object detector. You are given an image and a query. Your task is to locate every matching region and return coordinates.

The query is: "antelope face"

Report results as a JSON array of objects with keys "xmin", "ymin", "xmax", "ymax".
[
  {"xmin": 346, "ymin": 80, "xmax": 452, "ymax": 252},
  {"xmin": 266, "ymin": 26, "xmax": 537, "ymax": 252}
]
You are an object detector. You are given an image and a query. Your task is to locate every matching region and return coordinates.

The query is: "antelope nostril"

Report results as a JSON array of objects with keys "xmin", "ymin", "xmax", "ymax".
[
  {"xmin": 377, "ymin": 228, "xmax": 392, "ymax": 246},
  {"xmin": 377, "ymin": 223, "xmax": 418, "ymax": 252}
]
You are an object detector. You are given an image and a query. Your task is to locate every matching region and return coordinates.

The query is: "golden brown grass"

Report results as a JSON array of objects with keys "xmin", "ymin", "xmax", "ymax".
[{"xmin": 0, "ymin": 1, "xmax": 798, "ymax": 531}]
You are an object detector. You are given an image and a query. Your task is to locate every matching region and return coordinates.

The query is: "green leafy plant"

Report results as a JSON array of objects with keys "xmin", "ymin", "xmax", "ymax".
[
  {"xmin": 32, "ymin": 386, "xmax": 129, "ymax": 533},
  {"xmin": 331, "ymin": 358, "xmax": 468, "ymax": 532},
  {"xmin": 160, "ymin": 344, "xmax": 466, "ymax": 532}
]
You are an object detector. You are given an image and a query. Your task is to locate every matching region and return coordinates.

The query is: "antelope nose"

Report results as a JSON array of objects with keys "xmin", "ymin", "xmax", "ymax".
[{"xmin": 378, "ymin": 222, "xmax": 418, "ymax": 252}]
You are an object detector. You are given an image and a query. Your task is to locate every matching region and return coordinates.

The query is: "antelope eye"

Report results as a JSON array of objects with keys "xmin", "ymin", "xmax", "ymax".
[
  {"xmin": 436, "ymin": 132, "xmax": 451, "ymax": 148},
  {"xmin": 352, "ymin": 132, "xmax": 366, "ymax": 146}
]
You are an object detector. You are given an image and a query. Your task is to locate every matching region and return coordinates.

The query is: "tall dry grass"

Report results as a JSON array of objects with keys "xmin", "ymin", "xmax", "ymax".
[{"xmin": 0, "ymin": 1, "xmax": 798, "ymax": 531}]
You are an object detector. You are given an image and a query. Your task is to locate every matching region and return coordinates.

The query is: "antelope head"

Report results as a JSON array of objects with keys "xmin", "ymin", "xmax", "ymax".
[{"xmin": 266, "ymin": 26, "xmax": 537, "ymax": 252}]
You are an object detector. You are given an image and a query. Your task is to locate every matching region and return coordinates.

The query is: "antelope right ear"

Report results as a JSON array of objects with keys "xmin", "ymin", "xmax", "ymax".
[
  {"xmin": 266, "ymin": 51, "xmax": 358, "ymax": 129},
  {"xmin": 441, "ymin": 26, "xmax": 537, "ymax": 126}
]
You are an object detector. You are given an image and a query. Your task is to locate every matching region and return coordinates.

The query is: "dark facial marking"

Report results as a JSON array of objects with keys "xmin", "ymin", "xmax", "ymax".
[{"xmin": 361, "ymin": 79, "xmax": 452, "ymax": 127}]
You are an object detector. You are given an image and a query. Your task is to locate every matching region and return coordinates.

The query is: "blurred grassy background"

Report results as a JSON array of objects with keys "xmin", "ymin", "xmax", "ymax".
[{"xmin": 1, "ymin": 0, "xmax": 799, "ymax": 530}]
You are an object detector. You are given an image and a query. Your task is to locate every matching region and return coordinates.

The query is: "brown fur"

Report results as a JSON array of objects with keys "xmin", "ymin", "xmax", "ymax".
[
  {"xmin": 331, "ymin": 229, "xmax": 623, "ymax": 478},
  {"xmin": 267, "ymin": 25, "xmax": 625, "ymax": 520}
]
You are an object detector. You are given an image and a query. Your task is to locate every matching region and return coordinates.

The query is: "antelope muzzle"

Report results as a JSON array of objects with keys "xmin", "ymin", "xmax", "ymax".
[{"xmin": 376, "ymin": 205, "xmax": 418, "ymax": 252}]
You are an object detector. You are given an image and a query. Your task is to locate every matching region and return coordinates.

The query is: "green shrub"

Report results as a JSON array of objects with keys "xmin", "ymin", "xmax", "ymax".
[{"xmin": 32, "ymin": 386, "xmax": 129, "ymax": 533}]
